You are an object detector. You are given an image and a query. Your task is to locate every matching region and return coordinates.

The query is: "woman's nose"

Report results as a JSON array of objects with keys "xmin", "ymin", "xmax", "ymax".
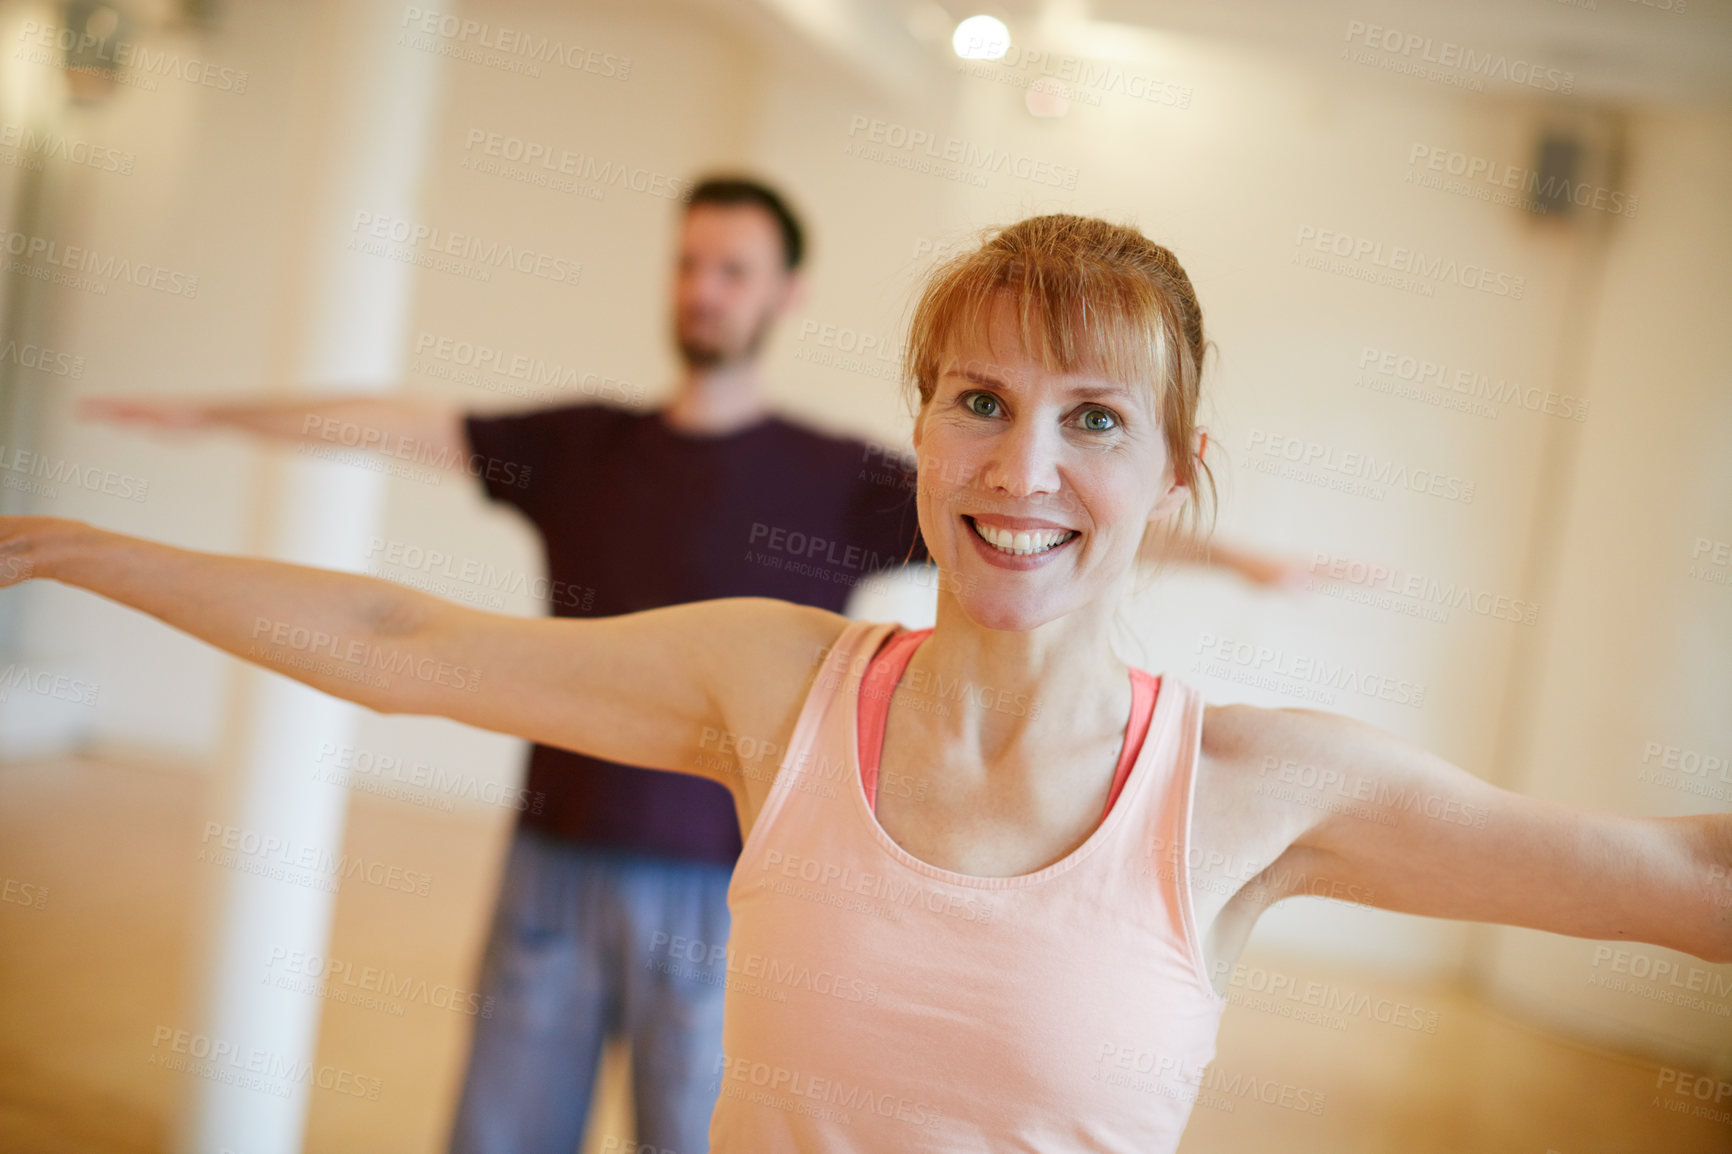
[{"xmin": 982, "ymin": 420, "xmax": 1062, "ymax": 500}]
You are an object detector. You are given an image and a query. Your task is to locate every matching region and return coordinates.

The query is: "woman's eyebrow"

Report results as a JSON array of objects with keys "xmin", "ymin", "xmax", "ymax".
[
  {"xmin": 939, "ymin": 365, "xmax": 1015, "ymax": 391},
  {"xmin": 1069, "ymin": 383, "xmax": 1133, "ymax": 401},
  {"xmin": 940, "ymin": 366, "xmax": 1132, "ymax": 401}
]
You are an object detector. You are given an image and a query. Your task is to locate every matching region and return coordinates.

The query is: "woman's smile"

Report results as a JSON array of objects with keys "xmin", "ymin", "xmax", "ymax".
[{"xmin": 963, "ymin": 513, "xmax": 1081, "ymax": 568}]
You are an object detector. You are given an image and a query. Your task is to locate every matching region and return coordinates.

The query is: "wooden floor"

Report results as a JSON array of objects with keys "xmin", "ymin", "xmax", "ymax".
[{"xmin": 1, "ymin": 756, "xmax": 1726, "ymax": 1154}]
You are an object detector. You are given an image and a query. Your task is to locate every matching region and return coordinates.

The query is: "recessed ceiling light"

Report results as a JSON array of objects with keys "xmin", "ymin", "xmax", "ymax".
[{"xmin": 953, "ymin": 15, "xmax": 1010, "ymax": 60}]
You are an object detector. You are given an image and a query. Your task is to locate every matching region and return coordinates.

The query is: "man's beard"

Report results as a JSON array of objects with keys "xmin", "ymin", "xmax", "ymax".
[{"xmin": 675, "ymin": 307, "xmax": 776, "ymax": 370}]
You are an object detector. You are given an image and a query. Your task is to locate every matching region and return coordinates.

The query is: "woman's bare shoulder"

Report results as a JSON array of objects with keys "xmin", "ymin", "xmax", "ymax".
[
  {"xmin": 685, "ymin": 598, "xmax": 857, "ymax": 826},
  {"xmin": 692, "ymin": 597, "xmax": 853, "ymax": 697},
  {"xmin": 1192, "ymin": 702, "xmax": 1381, "ymax": 849},
  {"xmin": 1199, "ymin": 700, "xmax": 1378, "ymax": 777}
]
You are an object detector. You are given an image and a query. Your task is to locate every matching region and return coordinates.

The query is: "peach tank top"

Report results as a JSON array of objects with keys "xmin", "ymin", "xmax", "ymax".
[{"xmin": 711, "ymin": 619, "xmax": 1228, "ymax": 1152}]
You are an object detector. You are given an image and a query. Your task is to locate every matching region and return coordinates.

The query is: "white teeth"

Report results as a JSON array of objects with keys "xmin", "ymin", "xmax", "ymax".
[{"xmin": 970, "ymin": 519, "xmax": 1077, "ymax": 556}]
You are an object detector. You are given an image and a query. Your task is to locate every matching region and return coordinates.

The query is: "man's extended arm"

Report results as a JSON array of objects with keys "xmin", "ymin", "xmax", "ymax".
[
  {"xmin": 1140, "ymin": 522, "xmax": 1311, "ymax": 590},
  {"xmin": 80, "ymin": 394, "xmax": 471, "ymax": 471}
]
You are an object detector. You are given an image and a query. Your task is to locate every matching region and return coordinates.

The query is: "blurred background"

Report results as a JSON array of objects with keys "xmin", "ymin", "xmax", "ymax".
[{"xmin": 0, "ymin": 0, "xmax": 1729, "ymax": 1151}]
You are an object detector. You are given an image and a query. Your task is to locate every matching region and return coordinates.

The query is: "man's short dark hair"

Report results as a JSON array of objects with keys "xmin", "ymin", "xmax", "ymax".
[{"xmin": 684, "ymin": 177, "xmax": 805, "ymax": 271}]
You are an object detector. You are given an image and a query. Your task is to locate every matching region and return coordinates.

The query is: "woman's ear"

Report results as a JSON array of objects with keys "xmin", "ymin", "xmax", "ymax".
[
  {"xmin": 1150, "ymin": 478, "xmax": 1189, "ymax": 522},
  {"xmin": 1149, "ymin": 426, "xmax": 1206, "ymax": 524}
]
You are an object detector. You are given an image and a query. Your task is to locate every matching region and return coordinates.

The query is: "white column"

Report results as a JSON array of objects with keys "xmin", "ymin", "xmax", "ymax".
[{"xmin": 178, "ymin": 2, "xmax": 441, "ymax": 1151}]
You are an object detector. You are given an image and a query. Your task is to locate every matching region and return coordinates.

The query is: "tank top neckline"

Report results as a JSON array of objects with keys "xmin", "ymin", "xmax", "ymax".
[
  {"xmin": 859, "ymin": 626, "xmax": 1157, "ymax": 821},
  {"xmin": 838, "ymin": 621, "xmax": 1177, "ymax": 890}
]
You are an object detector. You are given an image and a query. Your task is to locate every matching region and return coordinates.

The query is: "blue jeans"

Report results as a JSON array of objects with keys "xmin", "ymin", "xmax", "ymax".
[{"xmin": 448, "ymin": 828, "xmax": 733, "ymax": 1154}]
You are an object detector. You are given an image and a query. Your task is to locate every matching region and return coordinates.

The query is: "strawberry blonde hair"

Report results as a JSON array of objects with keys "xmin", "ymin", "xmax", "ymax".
[{"xmin": 902, "ymin": 214, "xmax": 1216, "ymax": 539}]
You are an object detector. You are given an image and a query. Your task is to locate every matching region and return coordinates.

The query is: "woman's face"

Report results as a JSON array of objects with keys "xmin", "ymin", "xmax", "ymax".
[{"xmin": 913, "ymin": 294, "xmax": 1191, "ymax": 633}]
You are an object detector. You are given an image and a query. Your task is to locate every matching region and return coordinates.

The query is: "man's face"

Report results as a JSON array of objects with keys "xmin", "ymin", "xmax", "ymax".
[{"xmin": 672, "ymin": 204, "xmax": 794, "ymax": 370}]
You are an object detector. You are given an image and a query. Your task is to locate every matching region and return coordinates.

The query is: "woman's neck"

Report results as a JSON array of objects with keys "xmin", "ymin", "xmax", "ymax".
[{"xmin": 905, "ymin": 594, "xmax": 1135, "ymax": 767}]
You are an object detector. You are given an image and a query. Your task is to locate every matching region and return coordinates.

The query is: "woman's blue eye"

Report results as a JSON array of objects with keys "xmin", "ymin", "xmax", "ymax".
[{"xmin": 1080, "ymin": 407, "xmax": 1117, "ymax": 431}]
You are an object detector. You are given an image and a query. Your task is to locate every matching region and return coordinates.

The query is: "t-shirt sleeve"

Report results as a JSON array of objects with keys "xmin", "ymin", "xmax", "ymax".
[
  {"xmin": 463, "ymin": 404, "xmax": 606, "ymax": 526},
  {"xmin": 848, "ymin": 453, "xmax": 929, "ymax": 569}
]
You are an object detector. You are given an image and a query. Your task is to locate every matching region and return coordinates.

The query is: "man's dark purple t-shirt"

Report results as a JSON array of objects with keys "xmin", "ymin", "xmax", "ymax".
[{"xmin": 463, "ymin": 403, "xmax": 925, "ymax": 866}]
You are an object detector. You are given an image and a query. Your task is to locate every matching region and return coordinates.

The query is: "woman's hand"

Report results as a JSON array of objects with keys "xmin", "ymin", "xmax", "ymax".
[{"xmin": 0, "ymin": 516, "xmax": 85, "ymax": 589}]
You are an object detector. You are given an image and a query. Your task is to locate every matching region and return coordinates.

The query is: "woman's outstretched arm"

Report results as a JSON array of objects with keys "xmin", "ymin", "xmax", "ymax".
[
  {"xmin": 0, "ymin": 516, "xmax": 832, "ymax": 791},
  {"xmin": 1207, "ymin": 704, "xmax": 1732, "ymax": 964}
]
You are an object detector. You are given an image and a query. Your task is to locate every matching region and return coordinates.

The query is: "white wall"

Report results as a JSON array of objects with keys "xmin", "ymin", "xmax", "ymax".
[
  {"xmin": 0, "ymin": 0, "xmax": 325, "ymax": 758},
  {"xmin": 4, "ymin": 0, "xmax": 1725, "ymax": 1064},
  {"xmin": 1480, "ymin": 109, "xmax": 1732, "ymax": 1066}
]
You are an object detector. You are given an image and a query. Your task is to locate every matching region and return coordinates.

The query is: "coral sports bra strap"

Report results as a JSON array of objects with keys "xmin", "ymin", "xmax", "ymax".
[
  {"xmin": 1106, "ymin": 668, "xmax": 1159, "ymax": 812},
  {"xmin": 857, "ymin": 627, "xmax": 1160, "ymax": 818},
  {"xmin": 856, "ymin": 627, "xmax": 930, "ymax": 810}
]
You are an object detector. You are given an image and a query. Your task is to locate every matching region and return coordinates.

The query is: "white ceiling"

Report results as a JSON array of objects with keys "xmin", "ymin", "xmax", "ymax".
[{"xmin": 725, "ymin": 0, "xmax": 1732, "ymax": 109}]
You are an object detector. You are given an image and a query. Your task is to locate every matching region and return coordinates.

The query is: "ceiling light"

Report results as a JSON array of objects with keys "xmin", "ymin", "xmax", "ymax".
[{"xmin": 953, "ymin": 14, "xmax": 1009, "ymax": 60}]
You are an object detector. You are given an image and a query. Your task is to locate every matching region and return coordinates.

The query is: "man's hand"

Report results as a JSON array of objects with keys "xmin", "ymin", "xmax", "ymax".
[
  {"xmin": 79, "ymin": 396, "xmax": 219, "ymax": 432},
  {"xmin": 1213, "ymin": 545, "xmax": 1311, "ymax": 590}
]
